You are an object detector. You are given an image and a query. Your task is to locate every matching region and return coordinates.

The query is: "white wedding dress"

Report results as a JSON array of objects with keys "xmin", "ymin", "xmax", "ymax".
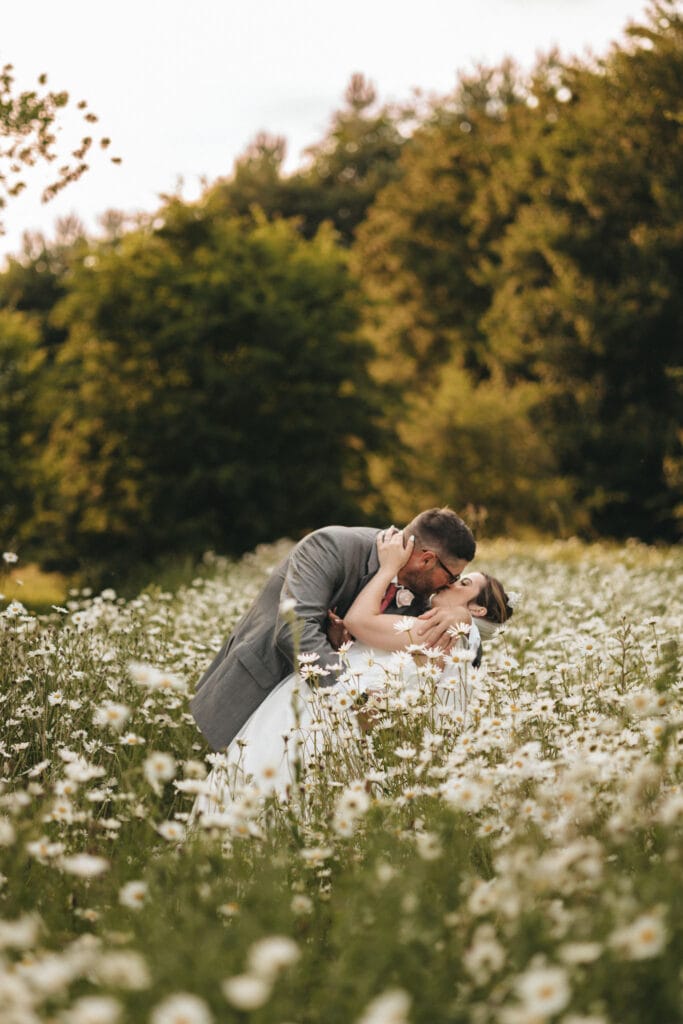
[{"xmin": 191, "ymin": 625, "xmax": 480, "ymax": 819}]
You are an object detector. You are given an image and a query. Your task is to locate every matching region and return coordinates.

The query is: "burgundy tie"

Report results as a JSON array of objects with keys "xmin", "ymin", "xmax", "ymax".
[{"xmin": 380, "ymin": 582, "xmax": 398, "ymax": 612}]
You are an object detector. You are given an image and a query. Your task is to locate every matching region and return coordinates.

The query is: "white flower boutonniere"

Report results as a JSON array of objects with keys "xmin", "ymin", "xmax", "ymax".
[{"xmin": 395, "ymin": 587, "xmax": 414, "ymax": 608}]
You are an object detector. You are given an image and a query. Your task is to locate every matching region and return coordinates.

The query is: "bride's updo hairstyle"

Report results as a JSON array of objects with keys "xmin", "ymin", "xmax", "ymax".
[{"xmin": 473, "ymin": 574, "xmax": 513, "ymax": 640}]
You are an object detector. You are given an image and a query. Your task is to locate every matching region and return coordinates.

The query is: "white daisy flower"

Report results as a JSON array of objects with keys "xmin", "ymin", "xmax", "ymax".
[
  {"xmin": 60, "ymin": 854, "xmax": 110, "ymax": 878},
  {"xmin": 247, "ymin": 935, "xmax": 300, "ymax": 980},
  {"xmin": 150, "ymin": 993, "xmax": 213, "ymax": 1024},
  {"xmin": 119, "ymin": 880, "xmax": 148, "ymax": 910},
  {"xmin": 222, "ymin": 974, "xmax": 271, "ymax": 1010}
]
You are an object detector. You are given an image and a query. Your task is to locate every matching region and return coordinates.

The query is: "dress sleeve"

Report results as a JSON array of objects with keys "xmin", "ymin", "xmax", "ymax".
[{"xmin": 275, "ymin": 529, "xmax": 345, "ymax": 676}]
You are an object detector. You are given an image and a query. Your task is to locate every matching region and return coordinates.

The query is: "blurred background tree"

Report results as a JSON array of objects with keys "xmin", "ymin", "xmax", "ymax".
[
  {"xmin": 16, "ymin": 203, "xmax": 387, "ymax": 576},
  {"xmin": 1, "ymin": 2, "xmax": 681, "ymax": 581},
  {"xmin": 357, "ymin": 3, "xmax": 682, "ymax": 541},
  {"xmin": 355, "ymin": 58, "xmax": 533, "ymax": 387},
  {"xmin": 354, "ymin": 59, "xmax": 572, "ymax": 533},
  {"xmin": 482, "ymin": 7, "xmax": 683, "ymax": 540},
  {"xmin": 205, "ymin": 73, "xmax": 409, "ymax": 244},
  {"xmin": 0, "ymin": 308, "xmax": 44, "ymax": 546}
]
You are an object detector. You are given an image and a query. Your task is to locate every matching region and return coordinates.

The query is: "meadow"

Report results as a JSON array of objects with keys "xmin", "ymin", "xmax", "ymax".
[{"xmin": 1, "ymin": 537, "xmax": 682, "ymax": 1024}]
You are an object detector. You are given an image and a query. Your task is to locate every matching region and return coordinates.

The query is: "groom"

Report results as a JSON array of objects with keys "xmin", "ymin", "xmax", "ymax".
[{"xmin": 191, "ymin": 507, "xmax": 476, "ymax": 750}]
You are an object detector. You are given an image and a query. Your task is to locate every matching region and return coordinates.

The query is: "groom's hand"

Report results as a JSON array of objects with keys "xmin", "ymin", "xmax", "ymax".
[
  {"xmin": 326, "ymin": 609, "xmax": 353, "ymax": 650},
  {"xmin": 414, "ymin": 607, "xmax": 457, "ymax": 651}
]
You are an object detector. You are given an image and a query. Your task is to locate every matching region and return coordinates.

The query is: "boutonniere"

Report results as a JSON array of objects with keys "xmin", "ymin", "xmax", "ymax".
[{"xmin": 395, "ymin": 586, "xmax": 415, "ymax": 608}]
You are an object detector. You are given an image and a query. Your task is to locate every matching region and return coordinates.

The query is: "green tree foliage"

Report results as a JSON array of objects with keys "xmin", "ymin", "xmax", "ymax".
[
  {"xmin": 214, "ymin": 131, "xmax": 291, "ymax": 221},
  {"xmin": 23, "ymin": 204, "xmax": 386, "ymax": 573},
  {"xmin": 482, "ymin": 4, "xmax": 683, "ymax": 540},
  {"xmin": 207, "ymin": 74, "xmax": 407, "ymax": 244},
  {"xmin": 0, "ymin": 220, "xmax": 86, "ymax": 354},
  {"xmin": 354, "ymin": 62, "xmax": 569, "ymax": 532},
  {"xmin": 293, "ymin": 73, "xmax": 409, "ymax": 243},
  {"xmin": 357, "ymin": 3, "xmax": 682, "ymax": 540},
  {"xmin": 0, "ymin": 309, "xmax": 44, "ymax": 544},
  {"xmin": 2, "ymin": 6, "xmax": 681, "ymax": 566},
  {"xmin": 371, "ymin": 363, "xmax": 577, "ymax": 536},
  {"xmin": 355, "ymin": 59, "xmax": 535, "ymax": 387}
]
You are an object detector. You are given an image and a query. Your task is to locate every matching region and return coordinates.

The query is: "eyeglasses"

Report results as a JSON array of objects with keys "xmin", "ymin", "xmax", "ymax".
[
  {"xmin": 435, "ymin": 554, "xmax": 461, "ymax": 585},
  {"xmin": 424, "ymin": 548, "xmax": 460, "ymax": 585}
]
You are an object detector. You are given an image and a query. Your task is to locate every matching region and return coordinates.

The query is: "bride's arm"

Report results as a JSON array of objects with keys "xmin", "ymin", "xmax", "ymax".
[{"xmin": 343, "ymin": 532, "xmax": 418, "ymax": 651}]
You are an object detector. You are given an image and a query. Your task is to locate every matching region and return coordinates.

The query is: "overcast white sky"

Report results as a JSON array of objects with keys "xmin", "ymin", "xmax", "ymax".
[{"xmin": 1, "ymin": 0, "xmax": 652, "ymax": 259}]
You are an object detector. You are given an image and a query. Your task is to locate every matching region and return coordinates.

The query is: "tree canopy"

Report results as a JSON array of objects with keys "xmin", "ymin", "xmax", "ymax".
[
  {"xmin": 9, "ymin": 205, "xmax": 386, "ymax": 574},
  {"xmin": 205, "ymin": 73, "xmax": 409, "ymax": 245},
  {"xmin": 1, "ymin": 4, "xmax": 681, "ymax": 577},
  {"xmin": 355, "ymin": 3, "xmax": 682, "ymax": 540}
]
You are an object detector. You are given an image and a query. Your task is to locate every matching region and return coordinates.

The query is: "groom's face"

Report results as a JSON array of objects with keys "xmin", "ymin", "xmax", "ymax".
[{"xmin": 398, "ymin": 550, "xmax": 468, "ymax": 597}]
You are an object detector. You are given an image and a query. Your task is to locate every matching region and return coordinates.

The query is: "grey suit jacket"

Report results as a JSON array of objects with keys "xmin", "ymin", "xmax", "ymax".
[{"xmin": 191, "ymin": 525, "xmax": 382, "ymax": 750}]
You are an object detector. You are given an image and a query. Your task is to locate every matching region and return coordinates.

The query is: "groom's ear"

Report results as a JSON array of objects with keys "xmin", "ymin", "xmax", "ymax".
[{"xmin": 404, "ymin": 545, "xmax": 426, "ymax": 568}]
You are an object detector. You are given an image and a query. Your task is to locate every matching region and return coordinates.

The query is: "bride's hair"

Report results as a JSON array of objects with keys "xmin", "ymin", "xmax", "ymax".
[
  {"xmin": 469, "ymin": 574, "xmax": 513, "ymax": 665},
  {"xmin": 476, "ymin": 574, "xmax": 513, "ymax": 623},
  {"xmin": 474, "ymin": 575, "xmax": 513, "ymax": 639}
]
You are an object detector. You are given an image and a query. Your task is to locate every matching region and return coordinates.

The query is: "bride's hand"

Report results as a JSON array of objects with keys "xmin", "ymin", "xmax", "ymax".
[{"xmin": 377, "ymin": 529, "xmax": 414, "ymax": 573}]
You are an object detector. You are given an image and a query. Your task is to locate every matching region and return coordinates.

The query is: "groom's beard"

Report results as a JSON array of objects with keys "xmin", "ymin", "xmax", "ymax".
[{"xmin": 397, "ymin": 568, "xmax": 435, "ymax": 600}]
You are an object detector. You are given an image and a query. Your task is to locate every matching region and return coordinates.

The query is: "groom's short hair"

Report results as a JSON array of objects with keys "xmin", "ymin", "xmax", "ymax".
[{"xmin": 406, "ymin": 507, "xmax": 476, "ymax": 563}]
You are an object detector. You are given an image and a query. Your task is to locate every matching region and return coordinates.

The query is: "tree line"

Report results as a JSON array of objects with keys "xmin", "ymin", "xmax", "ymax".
[{"xmin": 1, "ymin": 1, "xmax": 681, "ymax": 579}]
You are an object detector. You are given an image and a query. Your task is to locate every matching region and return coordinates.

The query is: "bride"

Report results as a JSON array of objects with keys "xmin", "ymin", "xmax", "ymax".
[{"xmin": 192, "ymin": 531, "xmax": 512, "ymax": 818}]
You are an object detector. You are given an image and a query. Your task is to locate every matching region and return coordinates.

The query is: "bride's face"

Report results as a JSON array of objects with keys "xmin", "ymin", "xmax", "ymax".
[{"xmin": 430, "ymin": 572, "xmax": 487, "ymax": 612}]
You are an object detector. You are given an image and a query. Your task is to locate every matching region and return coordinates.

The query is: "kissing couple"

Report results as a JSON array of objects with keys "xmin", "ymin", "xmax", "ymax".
[{"xmin": 190, "ymin": 507, "xmax": 513, "ymax": 807}]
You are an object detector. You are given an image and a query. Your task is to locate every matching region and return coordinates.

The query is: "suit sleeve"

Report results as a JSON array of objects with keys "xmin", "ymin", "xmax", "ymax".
[{"xmin": 275, "ymin": 529, "xmax": 345, "ymax": 676}]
